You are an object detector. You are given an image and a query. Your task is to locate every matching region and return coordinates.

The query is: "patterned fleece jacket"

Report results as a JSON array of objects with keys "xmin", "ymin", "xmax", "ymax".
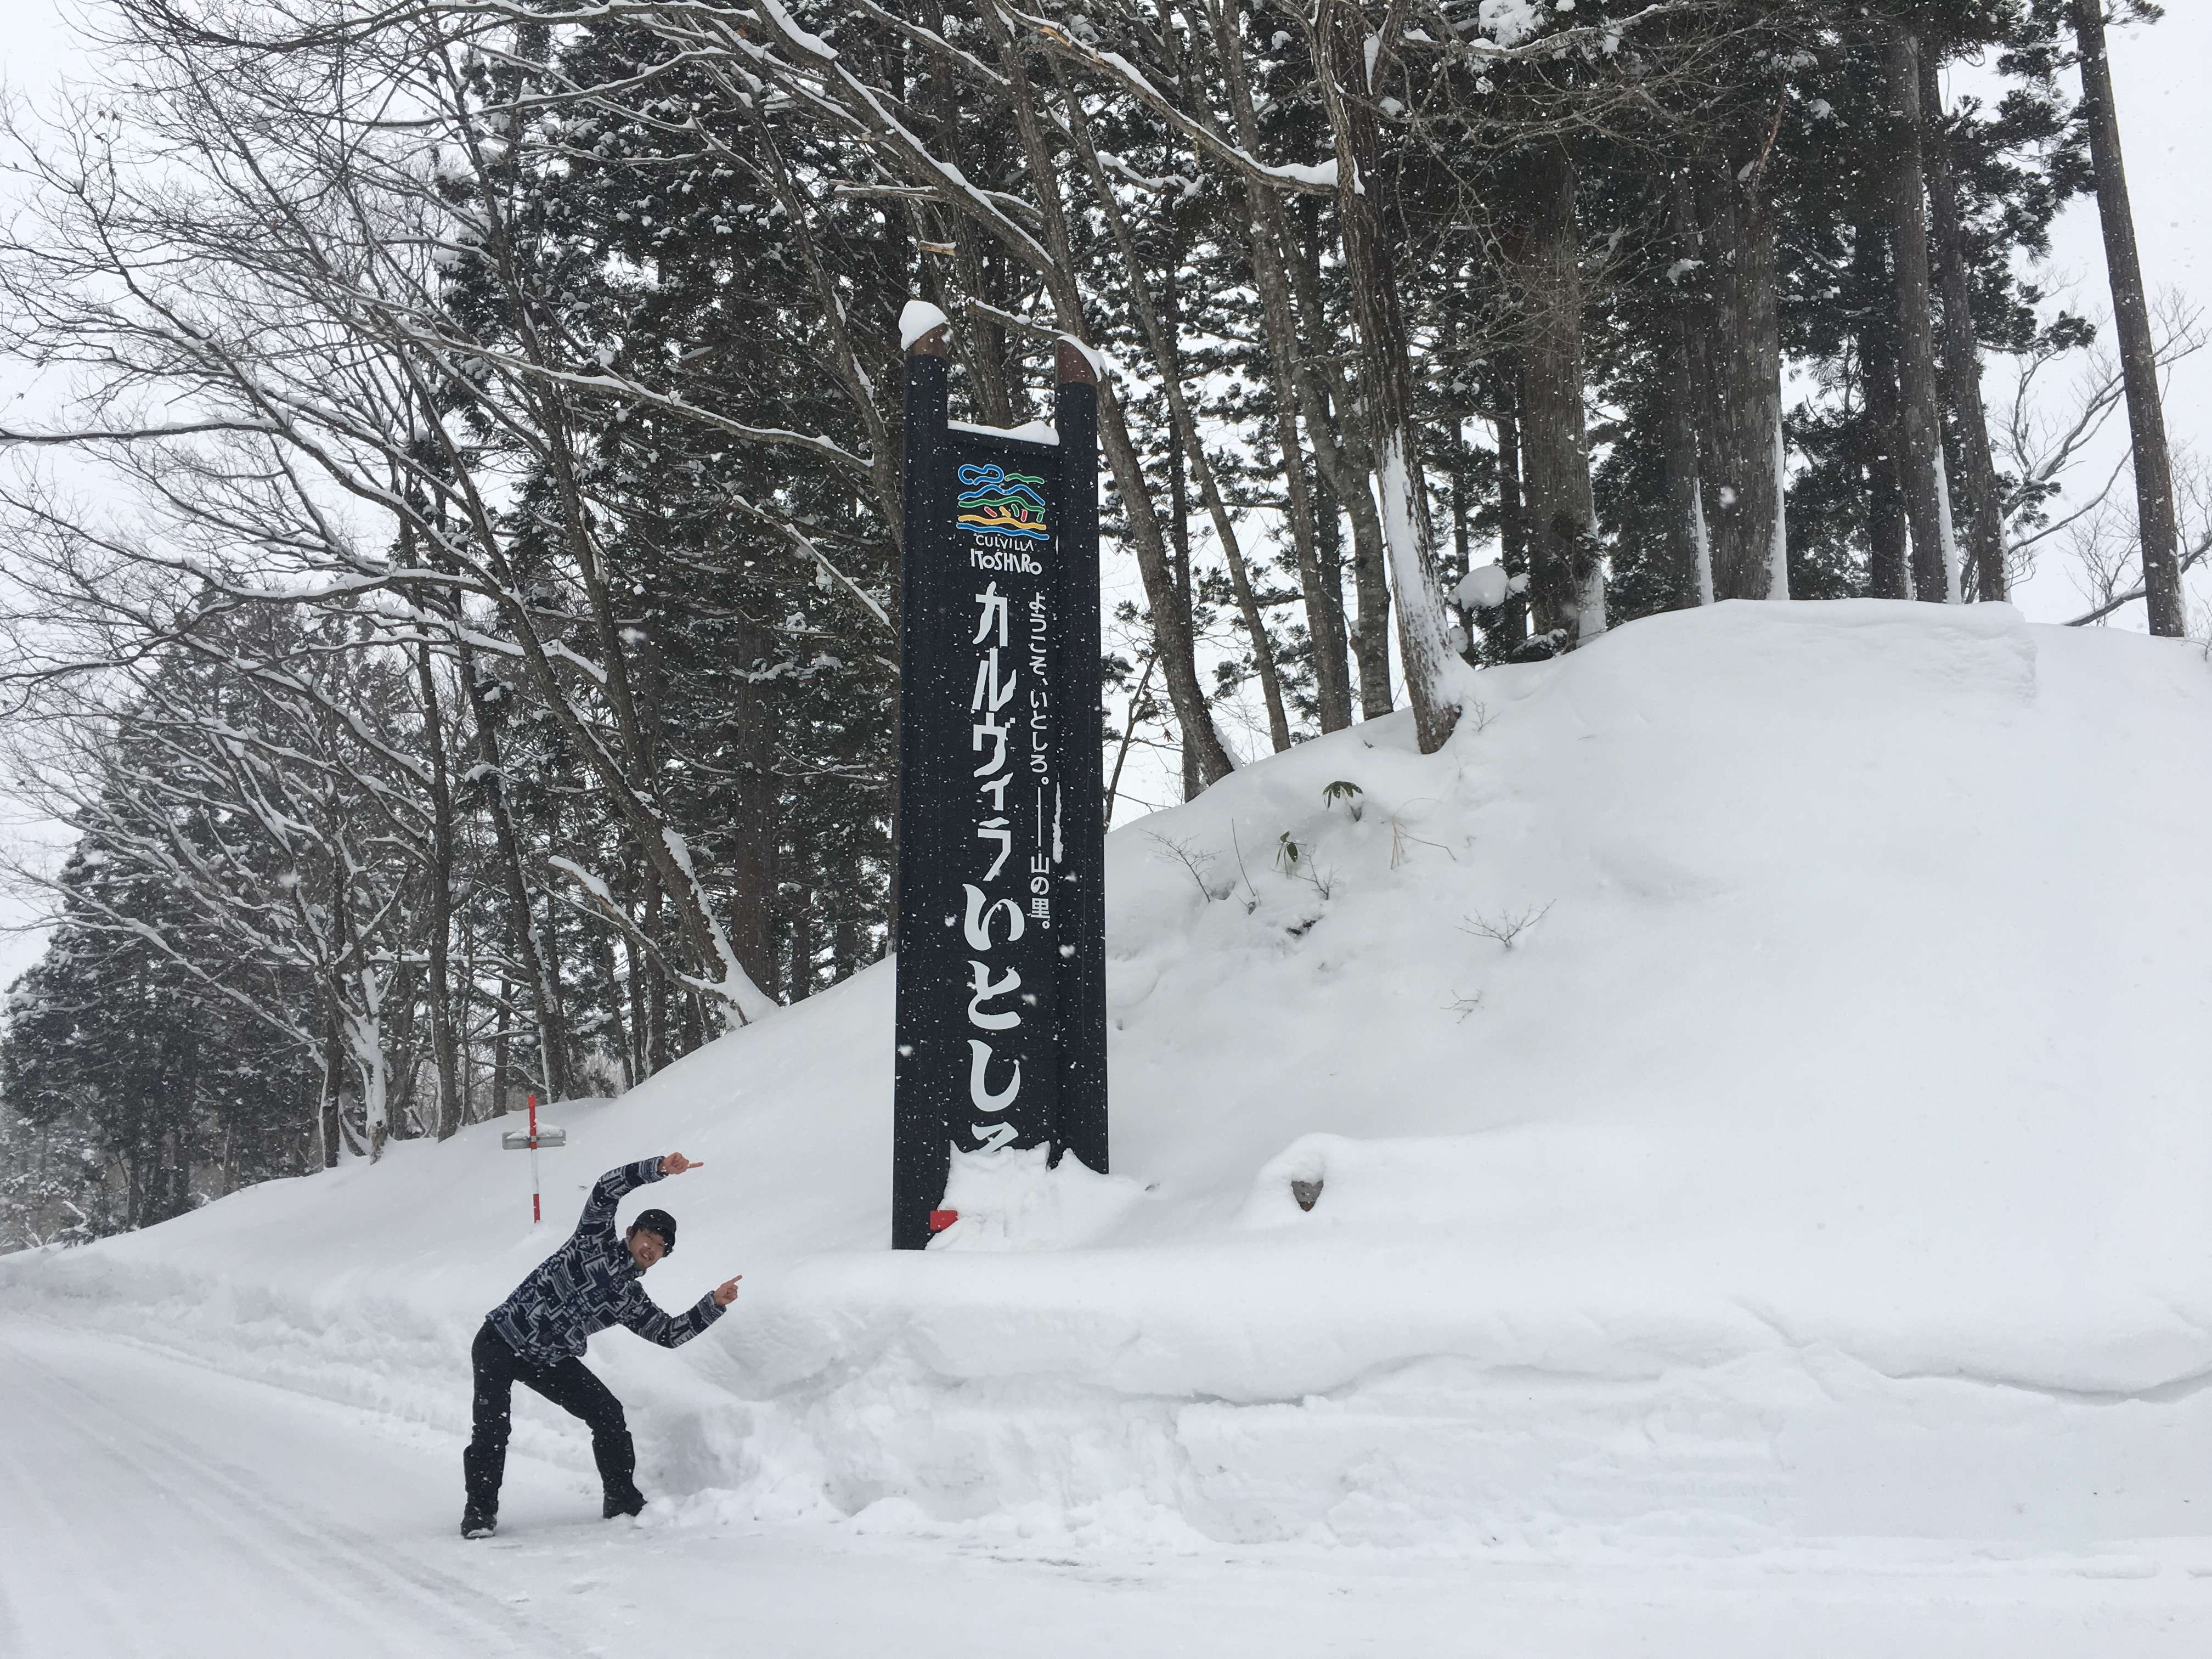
[{"xmin": 486, "ymin": 1158, "xmax": 725, "ymax": 1367}]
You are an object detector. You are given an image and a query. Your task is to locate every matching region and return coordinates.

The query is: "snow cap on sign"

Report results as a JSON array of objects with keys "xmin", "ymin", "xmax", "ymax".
[
  {"xmin": 899, "ymin": 300, "xmax": 949, "ymax": 352},
  {"xmin": 1055, "ymin": 333, "xmax": 1116, "ymax": 383}
]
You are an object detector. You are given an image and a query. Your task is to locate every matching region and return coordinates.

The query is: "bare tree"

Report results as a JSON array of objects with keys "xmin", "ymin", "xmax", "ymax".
[
  {"xmin": 2059, "ymin": 453, "xmax": 2212, "ymax": 628},
  {"xmin": 1996, "ymin": 292, "xmax": 2206, "ymax": 592},
  {"xmin": 0, "ymin": 7, "xmax": 793, "ymax": 1032},
  {"xmin": 2070, "ymin": 0, "xmax": 2185, "ymax": 635}
]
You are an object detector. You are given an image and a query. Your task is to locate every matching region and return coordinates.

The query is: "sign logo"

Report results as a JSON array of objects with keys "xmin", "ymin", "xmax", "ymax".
[{"xmin": 956, "ymin": 462, "xmax": 1051, "ymax": 541}]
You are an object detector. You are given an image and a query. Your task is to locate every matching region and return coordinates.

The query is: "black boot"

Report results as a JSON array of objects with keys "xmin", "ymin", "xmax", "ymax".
[
  {"xmin": 602, "ymin": 1483, "xmax": 645, "ymax": 1520},
  {"xmin": 461, "ymin": 1442, "xmax": 504, "ymax": 1538},
  {"xmin": 590, "ymin": 1415, "xmax": 643, "ymax": 1520}
]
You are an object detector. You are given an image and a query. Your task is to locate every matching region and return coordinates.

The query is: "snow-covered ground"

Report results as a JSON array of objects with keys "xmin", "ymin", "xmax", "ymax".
[
  {"xmin": 7, "ymin": 1317, "xmax": 2212, "ymax": 1657},
  {"xmin": 7, "ymin": 599, "xmax": 2212, "ymax": 1651}
]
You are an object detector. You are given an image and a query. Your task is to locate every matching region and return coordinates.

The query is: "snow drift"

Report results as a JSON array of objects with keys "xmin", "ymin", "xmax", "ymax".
[{"xmin": 10, "ymin": 599, "xmax": 2212, "ymax": 1556}]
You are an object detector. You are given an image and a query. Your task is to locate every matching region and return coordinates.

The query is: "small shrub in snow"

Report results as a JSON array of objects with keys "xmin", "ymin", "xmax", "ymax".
[
  {"xmin": 1460, "ymin": 902, "xmax": 1554, "ymax": 951},
  {"xmin": 1227, "ymin": 824, "xmax": 1260, "ymax": 911},
  {"xmin": 1321, "ymin": 780, "xmax": 1365, "ymax": 821},
  {"xmin": 1384, "ymin": 807, "xmax": 1457, "ymax": 870},
  {"xmin": 1146, "ymin": 832, "xmax": 1231, "ymax": 903}
]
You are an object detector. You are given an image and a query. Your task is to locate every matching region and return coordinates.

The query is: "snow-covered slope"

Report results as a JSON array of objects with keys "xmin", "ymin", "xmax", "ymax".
[{"xmin": 10, "ymin": 600, "xmax": 2212, "ymax": 1557}]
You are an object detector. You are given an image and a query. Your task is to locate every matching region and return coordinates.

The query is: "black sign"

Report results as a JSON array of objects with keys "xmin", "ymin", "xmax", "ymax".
[{"xmin": 892, "ymin": 330, "xmax": 1107, "ymax": 1249}]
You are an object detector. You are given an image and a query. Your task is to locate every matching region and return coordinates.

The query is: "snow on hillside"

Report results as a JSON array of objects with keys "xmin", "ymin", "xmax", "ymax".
[{"xmin": 9, "ymin": 599, "xmax": 2212, "ymax": 1559}]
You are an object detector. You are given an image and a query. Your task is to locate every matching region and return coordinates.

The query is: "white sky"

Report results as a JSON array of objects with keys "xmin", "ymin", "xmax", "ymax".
[
  {"xmin": 0, "ymin": 3, "xmax": 2206, "ymax": 980},
  {"xmin": 0, "ymin": 3, "xmax": 85, "ymax": 989}
]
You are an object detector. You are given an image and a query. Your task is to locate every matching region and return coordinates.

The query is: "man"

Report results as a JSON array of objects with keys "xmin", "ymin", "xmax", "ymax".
[{"xmin": 461, "ymin": 1150, "xmax": 740, "ymax": 1539}]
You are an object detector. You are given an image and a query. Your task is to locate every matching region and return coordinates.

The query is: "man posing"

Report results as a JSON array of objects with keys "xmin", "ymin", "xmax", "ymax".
[{"xmin": 462, "ymin": 1151, "xmax": 740, "ymax": 1538}]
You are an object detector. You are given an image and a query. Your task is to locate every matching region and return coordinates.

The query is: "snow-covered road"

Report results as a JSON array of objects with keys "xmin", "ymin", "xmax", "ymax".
[{"xmin": 4, "ymin": 1313, "xmax": 2211, "ymax": 1658}]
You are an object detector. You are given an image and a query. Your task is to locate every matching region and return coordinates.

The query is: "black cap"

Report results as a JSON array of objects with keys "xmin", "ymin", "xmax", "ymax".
[{"xmin": 630, "ymin": 1207, "xmax": 676, "ymax": 1252}]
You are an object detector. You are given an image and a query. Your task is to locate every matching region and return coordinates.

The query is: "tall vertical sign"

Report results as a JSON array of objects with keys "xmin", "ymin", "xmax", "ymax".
[{"xmin": 893, "ymin": 325, "xmax": 1108, "ymax": 1250}]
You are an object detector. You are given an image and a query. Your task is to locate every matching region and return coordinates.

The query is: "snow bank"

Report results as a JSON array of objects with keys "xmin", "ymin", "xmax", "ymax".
[{"xmin": 12, "ymin": 600, "xmax": 2212, "ymax": 1555}]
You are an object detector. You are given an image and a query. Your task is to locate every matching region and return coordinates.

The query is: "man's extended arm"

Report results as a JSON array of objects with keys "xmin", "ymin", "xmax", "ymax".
[
  {"xmin": 576, "ymin": 1158, "xmax": 667, "ymax": 1236},
  {"xmin": 619, "ymin": 1282, "xmax": 727, "ymax": 1348}
]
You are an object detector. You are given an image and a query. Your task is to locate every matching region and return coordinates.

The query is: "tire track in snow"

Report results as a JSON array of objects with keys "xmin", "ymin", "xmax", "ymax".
[{"xmin": 0, "ymin": 1323, "xmax": 578, "ymax": 1658}]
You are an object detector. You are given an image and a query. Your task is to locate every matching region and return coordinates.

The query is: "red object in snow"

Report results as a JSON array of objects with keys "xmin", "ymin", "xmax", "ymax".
[
  {"xmin": 928, "ymin": 1209, "xmax": 959, "ymax": 1232},
  {"xmin": 501, "ymin": 1094, "xmax": 565, "ymax": 1220}
]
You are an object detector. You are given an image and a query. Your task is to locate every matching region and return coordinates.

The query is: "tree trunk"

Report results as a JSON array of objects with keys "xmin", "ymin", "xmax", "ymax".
[
  {"xmin": 595, "ymin": 930, "xmax": 633, "ymax": 1089},
  {"xmin": 1448, "ymin": 422, "xmax": 1470, "ymax": 574},
  {"xmin": 1099, "ymin": 392, "xmax": 1237, "ymax": 791},
  {"xmin": 1256, "ymin": 287, "xmax": 1352, "ymax": 735},
  {"xmin": 725, "ymin": 616, "xmax": 778, "ymax": 995},
  {"xmin": 1289, "ymin": 199, "xmax": 1394, "ymax": 718},
  {"xmin": 1883, "ymin": 26, "xmax": 1958, "ymax": 605},
  {"xmin": 1661, "ymin": 326, "xmax": 1712, "ymax": 609},
  {"xmin": 1289, "ymin": 427, "xmax": 1354, "ymax": 733},
  {"xmin": 1055, "ymin": 82, "xmax": 1293, "ymax": 755},
  {"xmin": 316, "ymin": 996, "xmax": 343, "ymax": 1167},
  {"xmin": 539, "ymin": 887, "xmax": 568, "ymax": 1089},
  {"xmin": 1489, "ymin": 375, "xmax": 1534, "ymax": 651},
  {"xmin": 349, "ymin": 993, "xmax": 388, "ymax": 1163},
  {"xmin": 456, "ymin": 655, "xmax": 573, "ymax": 1101},
  {"xmin": 1339, "ymin": 421, "xmax": 1395, "ymax": 718},
  {"xmin": 454, "ymin": 931, "xmax": 479, "ymax": 1126},
  {"xmin": 2073, "ymin": 0, "xmax": 2185, "ymax": 635},
  {"xmin": 518, "ymin": 414, "xmax": 772, "ymax": 1017},
  {"xmin": 1692, "ymin": 153, "xmax": 1787, "ymax": 600},
  {"xmin": 643, "ymin": 871, "xmax": 672, "ymax": 1074},
  {"xmin": 783, "ymin": 870, "xmax": 812, "ymax": 1003},
  {"xmin": 1500, "ymin": 142, "xmax": 1605, "ymax": 644},
  {"xmin": 831, "ymin": 890, "xmax": 859, "ymax": 983},
  {"xmin": 492, "ymin": 973, "xmax": 512, "ymax": 1119},
  {"xmin": 1918, "ymin": 43, "xmax": 2008, "ymax": 601},
  {"xmin": 1857, "ymin": 224, "xmax": 1912, "ymax": 601},
  {"xmin": 624, "ymin": 924, "xmax": 648, "ymax": 1084},
  {"xmin": 1167, "ymin": 331, "xmax": 1201, "ymax": 800},
  {"xmin": 1319, "ymin": 14, "xmax": 1463, "ymax": 753},
  {"xmin": 409, "ymin": 628, "xmax": 461, "ymax": 1141},
  {"xmin": 1212, "ymin": 0, "xmax": 1354, "ymax": 732},
  {"xmin": 977, "ymin": 5, "xmax": 1237, "ymax": 787},
  {"xmin": 1314, "ymin": 462, "xmax": 1353, "ymax": 674}
]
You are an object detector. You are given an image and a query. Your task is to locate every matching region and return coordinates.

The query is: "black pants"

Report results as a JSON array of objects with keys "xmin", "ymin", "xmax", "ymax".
[{"xmin": 463, "ymin": 1321, "xmax": 637, "ymax": 1519}]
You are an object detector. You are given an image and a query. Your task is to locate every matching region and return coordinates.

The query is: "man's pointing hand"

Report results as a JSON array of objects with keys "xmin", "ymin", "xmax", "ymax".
[{"xmin": 660, "ymin": 1152, "xmax": 702, "ymax": 1176}]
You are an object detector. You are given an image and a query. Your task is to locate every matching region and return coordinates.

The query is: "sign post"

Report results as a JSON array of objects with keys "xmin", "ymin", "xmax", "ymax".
[
  {"xmin": 891, "ymin": 319, "xmax": 1109, "ymax": 1249},
  {"xmin": 500, "ymin": 1091, "xmax": 567, "ymax": 1224}
]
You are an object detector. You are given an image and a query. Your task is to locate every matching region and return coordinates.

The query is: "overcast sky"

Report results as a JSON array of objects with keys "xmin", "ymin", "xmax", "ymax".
[{"xmin": 1, "ymin": 3, "xmax": 2207, "ymax": 985}]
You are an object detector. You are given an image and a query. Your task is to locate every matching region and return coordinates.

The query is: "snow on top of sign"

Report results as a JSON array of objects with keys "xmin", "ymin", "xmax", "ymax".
[
  {"xmin": 1057, "ymin": 334, "xmax": 1110, "ymax": 380},
  {"xmin": 948, "ymin": 417, "xmax": 1059, "ymax": 446},
  {"xmin": 898, "ymin": 299, "xmax": 949, "ymax": 351}
]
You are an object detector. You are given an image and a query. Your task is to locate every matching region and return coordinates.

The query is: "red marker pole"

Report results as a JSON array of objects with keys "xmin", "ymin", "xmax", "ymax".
[{"xmin": 528, "ymin": 1092, "xmax": 542, "ymax": 1224}]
